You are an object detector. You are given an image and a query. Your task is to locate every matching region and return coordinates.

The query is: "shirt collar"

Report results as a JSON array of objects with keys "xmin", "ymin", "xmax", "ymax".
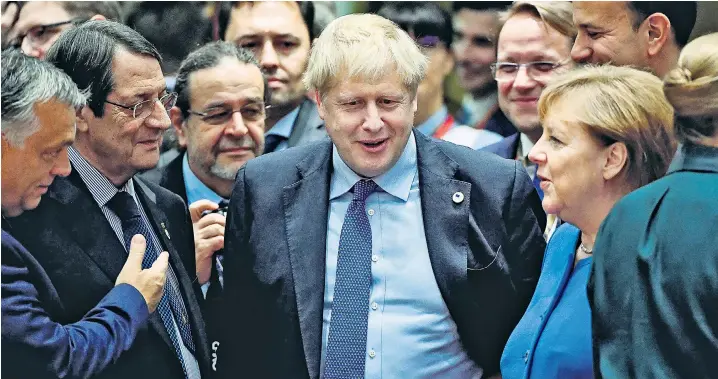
[
  {"xmin": 330, "ymin": 130, "xmax": 418, "ymax": 202},
  {"xmin": 182, "ymin": 153, "xmax": 225, "ymax": 205},
  {"xmin": 416, "ymin": 105, "xmax": 449, "ymax": 137},
  {"xmin": 667, "ymin": 142, "xmax": 718, "ymax": 175},
  {"xmin": 517, "ymin": 133, "xmax": 536, "ymax": 162},
  {"xmin": 266, "ymin": 106, "xmax": 300, "ymax": 138},
  {"xmin": 68, "ymin": 146, "xmax": 134, "ymax": 207}
]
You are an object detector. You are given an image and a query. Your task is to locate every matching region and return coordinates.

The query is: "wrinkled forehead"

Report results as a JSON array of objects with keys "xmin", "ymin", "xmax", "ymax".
[
  {"xmin": 188, "ymin": 61, "xmax": 265, "ymax": 105},
  {"xmin": 573, "ymin": 2, "xmax": 631, "ymax": 29},
  {"xmin": 227, "ymin": 2, "xmax": 309, "ymax": 41}
]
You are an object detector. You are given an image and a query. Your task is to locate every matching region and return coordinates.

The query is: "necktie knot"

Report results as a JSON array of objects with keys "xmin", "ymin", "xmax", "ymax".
[
  {"xmin": 107, "ymin": 191, "xmax": 141, "ymax": 222},
  {"xmin": 352, "ymin": 180, "xmax": 376, "ymax": 202}
]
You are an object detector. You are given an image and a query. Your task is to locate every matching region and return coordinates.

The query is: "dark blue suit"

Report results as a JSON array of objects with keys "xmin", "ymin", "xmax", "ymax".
[
  {"xmin": 4, "ymin": 171, "xmax": 211, "ymax": 379},
  {"xmin": 590, "ymin": 143, "xmax": 718, "ymax": 378},
  {"xmin": 218, "ymin": 131, "xmax": 547, "ymax": 378},
  {"xmin": 1, "ymin": 230, "xmax": 148, "ymax": 379}
]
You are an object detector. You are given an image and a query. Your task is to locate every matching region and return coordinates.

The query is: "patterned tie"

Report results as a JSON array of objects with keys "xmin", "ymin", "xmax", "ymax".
[
  {"xmin": 107, "ymin": 191, "xmax": 196, "ymax": 374},
  {"xmin": 324, "ymin": 180, "xmax": 377, "ymax": 379}
]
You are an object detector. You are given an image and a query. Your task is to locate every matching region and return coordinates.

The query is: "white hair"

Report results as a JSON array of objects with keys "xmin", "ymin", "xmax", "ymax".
[
  {"xmin": 1, "ymin": 49, "xmax": 87, "ymax": 147},
  {"xmin": 303, "ymin": 13, "xmax": 428, "ymax": 97}
]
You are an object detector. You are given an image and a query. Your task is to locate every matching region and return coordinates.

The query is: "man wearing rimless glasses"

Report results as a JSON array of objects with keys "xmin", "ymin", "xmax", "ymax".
[
  {"xmin": 377, "ymin": 2, "xmax": 503, "ymax": 150},
  {"xmin": 2, "ymin": 1, "xmax": 121, "ymax": 58}
]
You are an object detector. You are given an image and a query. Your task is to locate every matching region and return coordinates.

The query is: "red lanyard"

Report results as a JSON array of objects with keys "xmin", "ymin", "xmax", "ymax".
[{"xmin": 432, "ymin": 114, "xmax": 456, "ymax": 139}]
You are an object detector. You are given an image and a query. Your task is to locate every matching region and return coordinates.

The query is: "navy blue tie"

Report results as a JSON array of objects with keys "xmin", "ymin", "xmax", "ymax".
[
  {"xmin": 107, "ymin": 191, "xmax": 195, "ymax": 376},
  {"xmin": 324, "ymin": 180, "xmax": 377, "ymax": 379}
]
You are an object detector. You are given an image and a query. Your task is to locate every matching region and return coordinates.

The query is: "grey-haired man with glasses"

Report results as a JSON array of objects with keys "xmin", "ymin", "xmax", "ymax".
[
  {"xmin": 5, "ymin": 20, "xmax": 212, "ymax": 379},
  {"xmin": 481, "ymin": 1, "xmax": 576, "ymax": 240}
]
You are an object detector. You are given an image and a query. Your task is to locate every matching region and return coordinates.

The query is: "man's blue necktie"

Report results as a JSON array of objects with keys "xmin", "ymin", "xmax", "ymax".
[
  {"xmin": 107, "ymin": 191, "xmax": 195, "ymax": 377},
  {"xmin": 324, "ymin": 180, "xmax": 377, "ymax": 379}
]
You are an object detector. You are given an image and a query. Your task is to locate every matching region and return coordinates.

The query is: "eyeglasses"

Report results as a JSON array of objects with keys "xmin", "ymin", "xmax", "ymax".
[
  {"xmin": 12, "ymin": 18, "xmax": 86, "ymax": 49},
  {"xmin": 491, "ymin": 60, "xmax": 571, "ymax": 83},
  {"xmin": 105, "ymin": 92, "xmax": 178, "ymax": 119},
  {"xmin": 188, "ymin": 103, "xmax": 269, "ymax": 125}
]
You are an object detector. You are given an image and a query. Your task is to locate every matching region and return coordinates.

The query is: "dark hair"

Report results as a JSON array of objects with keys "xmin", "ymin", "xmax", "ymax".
[
  {"xmin": 62, "ymin": 1, "xmax": 124, "ymax": 23},
  {"xmin": 452, "ymin": 1, "xmax": 511, "ymax": 14},
  {"xmin": 222, "ymin": 1, "xmax": 315, "ymax": 41},
  {"xmin": 377, "ymin": 2, "xmax": 453, "ymax": 48},
  {"xmin": 126, "ymin": 2, "xmax": 212, "ymax": 74},
  {"xmin": 45, "ymin": 20, "xmax": 161, "ymax": 118},
  {"xmin": 627, "ymin": 1, "xmax": 697, "ymax": 47},
  {"xmin": 174, "ymin": 41, "xmax": 269, "ymax": 119}
]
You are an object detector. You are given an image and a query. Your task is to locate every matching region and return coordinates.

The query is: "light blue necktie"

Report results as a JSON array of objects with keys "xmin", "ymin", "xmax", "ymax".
[{"xmin": 324, "ymin": 179, "xmax": 377, "ymax": 379}]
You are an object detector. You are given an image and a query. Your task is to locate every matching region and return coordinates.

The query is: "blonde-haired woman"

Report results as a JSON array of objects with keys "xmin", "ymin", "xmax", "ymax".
[
  {"xmin": 591, "ymin": 32, "xmax": 718, "ymax": 378},
  {"xmin": 500, "ymin": 64, "xmax": 676, "ymax": 378}
]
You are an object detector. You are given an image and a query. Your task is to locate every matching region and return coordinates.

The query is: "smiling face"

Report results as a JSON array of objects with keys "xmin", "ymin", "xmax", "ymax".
[
  {"xmin": 452, "ymin": 9, "xmax": 499, "ymax": 96},
  {"xmin": 225, "ymin": 2, "xmax": 310, "ymax": 111},
  {"xmin": 528, "ymin": 98, "xmax": 610, "ymax": 223},
  {"xmin": 76, "ymin": 48, "xmax": 170, "ymax": 185},
  {"xmin": 497, "ymin": 13, "xmax": 573, "ymax": 142},
  {"xmin": 1, "ymin": 99, "xmax": 75, "ymax": 217},
  {"xmin": 571, "ymin": 1, "xmax": 649, "ymax": 68},
  {"xmin": 176, "ymin": 58, "xmax": 265, "ymax": 185},
  {"xmin": 317, "ymin": 71, "xmax": 417, "ymax": 178}
]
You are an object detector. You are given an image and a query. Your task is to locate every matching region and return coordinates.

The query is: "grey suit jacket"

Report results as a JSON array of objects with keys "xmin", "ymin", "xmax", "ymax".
[
  {"xmin": 286, "ymin": 98, "xmax": 327, "ymax": 148},
  {"xmin": 218, "ymin": 131, "xmax": 546, "ymax": 378}
]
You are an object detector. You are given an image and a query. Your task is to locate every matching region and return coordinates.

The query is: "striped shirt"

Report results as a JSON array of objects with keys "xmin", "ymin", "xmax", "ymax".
[{"xmin": 68, "ymin": 147, "xmax": 201, "ymax": 379}]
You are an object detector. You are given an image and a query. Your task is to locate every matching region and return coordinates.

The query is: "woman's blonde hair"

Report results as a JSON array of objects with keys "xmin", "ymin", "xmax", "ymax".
[
  {"xmin": 663, "ymin": 32, "xmax": 718, "ymax": 144},
  {"xmin": 302, "ymin": 13, "xmax": 428, "ymax": 97},
  {"xmin": 498, "ymin": 1, "xmax": 577, "ymax": 42},
  {"xmin": 538, "ymin": 65, "xmax": 676, "ymax": 189}
]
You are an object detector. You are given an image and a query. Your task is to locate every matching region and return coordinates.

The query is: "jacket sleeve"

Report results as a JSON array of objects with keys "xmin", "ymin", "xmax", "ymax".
[{"xmin": 1, "ymin": 238, "xmax": 149, "ymax": 379}]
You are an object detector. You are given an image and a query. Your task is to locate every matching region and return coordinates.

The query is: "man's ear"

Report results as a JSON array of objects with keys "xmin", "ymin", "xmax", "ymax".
[
  {"xmin": 76, "ymin": 106, "xmax": 93, "ymax": 133},
  {"xmin": 602, "ymin": 142, "xmax": 628, "ymax": 181},
  {"xmin": 170, "ymin": 106, "xmax": 188, "ymax": 149},
  {"xmin": 315, "ymin": 91, "xmax": 326, "ymax": 121},
  {"xmin": 90, "ymin": 14, "xmax": 106, "ymax": 21},
  {"xmin": 645, "ymin": 13, "xmax": 671, "ymax": 57}
]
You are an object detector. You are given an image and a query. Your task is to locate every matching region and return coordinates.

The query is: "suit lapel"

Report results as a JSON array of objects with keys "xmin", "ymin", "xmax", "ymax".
[
  {"xmin": 47, "ymin": 171, "xmax": 127, "ymax": 285},
  {"xmin": 283, "ymin": 141, "xmax": 333, "ymax": 378},
  {"xmin": 414, "ymin": 133, "xmax": 471, "ymax": 309}
]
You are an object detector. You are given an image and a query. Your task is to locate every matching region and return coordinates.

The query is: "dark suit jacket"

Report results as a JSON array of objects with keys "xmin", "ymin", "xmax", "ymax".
[
  {"xmin": 1, "ymin": 230, "xmax": 150, "ymax": 379},
  {"xmin": 219, "ymin": 131, "xmax": 547, "ymax": 378},
  {"xmin": 484, "ymin": 108, "xmax": 518, "ymax": 138},
  {"xmin": 286, "ymin": 98, "xmax": 327, "ymax": 148},
  {"xmin": 589, "ymin": 143, "xmax": 718, "ymax": 378},
  {"xmin": 5, "ymin": 169, "xmax": 212, "ymax": 379},
  {"xmin": 482, "ymin": 133, "xmax": 520, "ymax": 159},
  {"xmin": 141, "ymin": 152, "xmax": 224, "ymax": 368}
]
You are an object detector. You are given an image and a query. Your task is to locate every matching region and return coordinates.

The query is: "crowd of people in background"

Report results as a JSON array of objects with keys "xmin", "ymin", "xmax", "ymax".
[{"xmin": 1, "ymin": 1, "xmax": 717, "ymax": 379}]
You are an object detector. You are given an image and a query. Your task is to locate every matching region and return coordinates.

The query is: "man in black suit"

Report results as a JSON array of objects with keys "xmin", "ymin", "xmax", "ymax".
[
  {"xmin": 141, "ymin": 42, "xmax": 267, "ymax": 361},
  {"xmin": 1, "ymin": 47, "xmax": 170, "ymax": 379},
  {"xmin": 224, "ymin": 1, "xmax": 326, "ymax": 154},
  {"xmin": 5, "ymin": 21, "xmax": 210, "ymax": 379},
  {"xmin": 219, "ymin": 13, "xmax": 546, "ymax": 379}
]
